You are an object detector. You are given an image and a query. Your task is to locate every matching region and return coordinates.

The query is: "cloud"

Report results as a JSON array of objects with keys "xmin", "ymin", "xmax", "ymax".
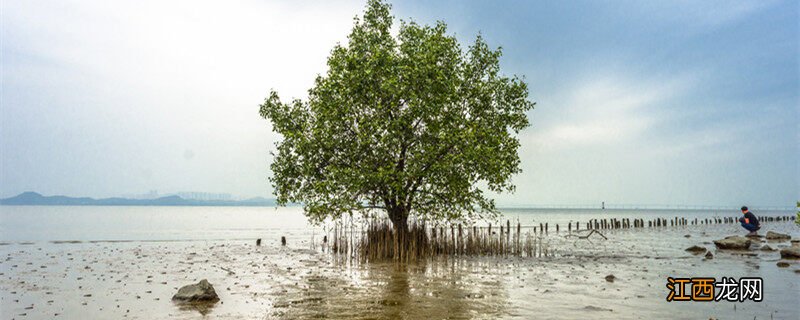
[
  {"xmin": 524, "ymin": 72, "xmax": 696, "ymax": 150},
  {"xmin": 1, "ymin": 0, "xmax": 365, "ymax": 198},
  {"xmin": 1, "ymin": 0, "xmax": 795, "ymax": 207},
  {"xmin": 622, "ymin": 0, "xmax": 778, "ymax": 31},
  {"xmin": 3, "ymin": 0, "xmax": 363, "ymax": 97}
]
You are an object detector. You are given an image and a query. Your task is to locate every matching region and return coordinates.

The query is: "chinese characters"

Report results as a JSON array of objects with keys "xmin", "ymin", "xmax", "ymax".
[{"xmin": 666, "ymin": 277, "xmax": 762, "ymax": 302}]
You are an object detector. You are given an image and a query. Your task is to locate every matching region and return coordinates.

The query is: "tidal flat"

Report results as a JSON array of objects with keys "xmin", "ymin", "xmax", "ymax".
[{"xmin": 0, "ymin": 206, "xmax": 798, "ymax": 319}]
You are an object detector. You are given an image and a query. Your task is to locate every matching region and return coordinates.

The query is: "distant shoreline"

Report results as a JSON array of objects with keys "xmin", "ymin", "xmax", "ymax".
[
  {"xmin": 1, "ymin": 192, "xmax": 793, "ymax": 211},
  {"xmin": 0, "ymin": 191, "xmax": 282, "ymax": 207},
  {"xmin": 0, "ymin": 203, "xmax": 285, "ymax": 207}
]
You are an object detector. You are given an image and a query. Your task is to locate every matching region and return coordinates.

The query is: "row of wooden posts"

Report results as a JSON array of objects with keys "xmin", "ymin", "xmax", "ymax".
[
  {"xmin": 266, "ymin": 215, "xmax": 795, "ymax": 260},
  {"xmin": 551, "ymin": 215, "xmax": 797, "ymax": 233},
  {"xmin": 406, "ymin": 215, "xmax": 797, "ymax": 237}
]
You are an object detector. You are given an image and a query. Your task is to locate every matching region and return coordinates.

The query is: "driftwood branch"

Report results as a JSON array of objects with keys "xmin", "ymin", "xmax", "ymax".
[
  {"xmin": 564, "ymin": 229, "xmax": 607, "ymax": 240},
  {"xmin": 580, "ymin": 230, "xmax": 607, "ymax": 240}
]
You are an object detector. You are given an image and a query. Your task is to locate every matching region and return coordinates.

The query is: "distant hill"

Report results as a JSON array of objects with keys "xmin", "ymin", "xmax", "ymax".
[{"xmin": 0, "ymin": 192, "xmax": 279, "ymax": 207}]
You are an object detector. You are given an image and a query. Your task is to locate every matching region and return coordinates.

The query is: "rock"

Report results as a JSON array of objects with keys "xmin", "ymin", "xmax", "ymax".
[
  {"xmin": 732, "ymin": 252, "xmax": 758, "ymax": 257},
  {"xmin": 705, "ymin": 251, "xmax": 713, "ymax": 259},
  {"xmin": 685, "ymin": 245, "xmax": 706, "ymax": 254},
  {"xmin": 684, "ymin": 234, "xmax": 691, "ymax": 238},
  {"xmin": 780, "ymin": 247, "xmax": 800, "ymax": 259},
  {"xmin": 776, "ymin": 261, "xmax": 790, "ymax": 268},
  {"xmin": 760, "ymin": 245, "xmax": 775, "ymax": 251},
  {"xmin": 713, "ymin": 236, "xmax": 751, "ymax": 250},
  {"xmin": 584, "ymin": 305, "xmax": 613, "ymax": 312},
  {"xmin": 604, "ymin": 274, "xmax": 615, "ymax": 282},
  {"xmin": 766, "ymin": 231, "xmax": 791, "ymax": 240},
  {"xmin": 172, "ymin": 279, "xmax": 219, "ymax": 302}
]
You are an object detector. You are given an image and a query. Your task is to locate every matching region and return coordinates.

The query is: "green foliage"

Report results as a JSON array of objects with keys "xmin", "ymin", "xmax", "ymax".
[{"xmin": 260, "ymin": 0, "xmax": 534, "ymax": 226}]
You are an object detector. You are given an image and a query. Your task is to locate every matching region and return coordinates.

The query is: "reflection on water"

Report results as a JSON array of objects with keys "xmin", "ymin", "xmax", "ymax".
[
  {"xmin": 273, "ymin": 259, "xmax": 508, "ymax": 319},
  {"xmin": 177, "ymin": 301, "xmax": 216, "ymax": 316}
]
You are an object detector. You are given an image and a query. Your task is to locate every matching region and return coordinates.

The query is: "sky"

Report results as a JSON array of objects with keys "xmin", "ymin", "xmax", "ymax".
[{"xmin": 1, "ymin": 0, "xmax": 797, "ymax": 207}]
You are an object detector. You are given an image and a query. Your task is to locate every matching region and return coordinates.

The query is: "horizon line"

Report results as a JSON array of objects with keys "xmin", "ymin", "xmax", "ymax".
[{"xmin": 2, "ymin": 191, "xmax": 795, "ymax": 211}]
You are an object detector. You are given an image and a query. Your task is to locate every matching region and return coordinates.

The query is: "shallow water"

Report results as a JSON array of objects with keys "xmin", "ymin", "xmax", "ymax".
[
  {"xmin": 0, "ymin": 205, "xmax": 788, "ymax": 242},
  {"xmin": 0, "ymin": 206, "xmax": 798, "ymax": 319}
]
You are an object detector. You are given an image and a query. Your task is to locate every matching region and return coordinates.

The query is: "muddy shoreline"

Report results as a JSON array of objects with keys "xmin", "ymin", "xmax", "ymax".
[{"xmin": 2, "ymin": 218, "xmax": 798, "ymax": 319}]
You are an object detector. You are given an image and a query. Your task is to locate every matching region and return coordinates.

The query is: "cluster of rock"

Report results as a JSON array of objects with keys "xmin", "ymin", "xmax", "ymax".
[{"xmin": 694, "ymin": 230, "xmax": 799, "ymax": 269}]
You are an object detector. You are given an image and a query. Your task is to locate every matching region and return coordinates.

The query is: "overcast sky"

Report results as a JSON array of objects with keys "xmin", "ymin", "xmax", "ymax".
[{"xmin": 1, "ymin": 0, "xmax": 797, "ymax": 207}]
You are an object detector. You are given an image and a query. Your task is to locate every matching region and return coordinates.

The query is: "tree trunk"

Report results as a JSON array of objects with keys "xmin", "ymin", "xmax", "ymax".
[{"xmin": 388, "ymin": 206, "xmax": 409, "ymax": 260}]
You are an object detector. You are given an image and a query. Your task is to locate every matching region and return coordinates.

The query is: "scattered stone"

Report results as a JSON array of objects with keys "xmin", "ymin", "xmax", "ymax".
[
  {"xmin": 705, "ymin": 251, "xmax": 713, "ymax": 259},
  {"xmin": 732, "ymin": 252, "xmax": 758, "ymax": 257},
  {"xmin": 713, "ymin": 236, "xmax": 751, "ymax": 250},
  {"xmin": 685, "ymin": 246, "xmax": 706, "ymax": 254},
  {"xmin": 779, "ymin": 247, "xmax": 800, "ymax": 259},
  {"xmin": 604, "ymin": 274, "xmax": 616, "ymax": 282},
  {"xmin": 766, "ymin": 231, "xmax": 791, "ymax": 240},
  {"xmin": 760, "ymin": 245, "xmax": 775, "ymax": 251},
  {"xmin": 684, "ymin": 234, "xmax": 691, "ymax": 238},
  {"xmin": 584, "ymin": 305, "xmax": 613, "ymax": 312},
  {"xmin": 776, "ymin": 261, "xmax": 790, "ymax": 268},
  {"xmin": 172, "ymin": 279, "xmax": 219, "ymax": 302}
]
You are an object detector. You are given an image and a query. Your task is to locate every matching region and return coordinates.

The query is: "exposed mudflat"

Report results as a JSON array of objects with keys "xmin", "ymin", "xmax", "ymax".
[{"xmin": 1, "ymin": 217, "xmax": 798, "ymax": 319}]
